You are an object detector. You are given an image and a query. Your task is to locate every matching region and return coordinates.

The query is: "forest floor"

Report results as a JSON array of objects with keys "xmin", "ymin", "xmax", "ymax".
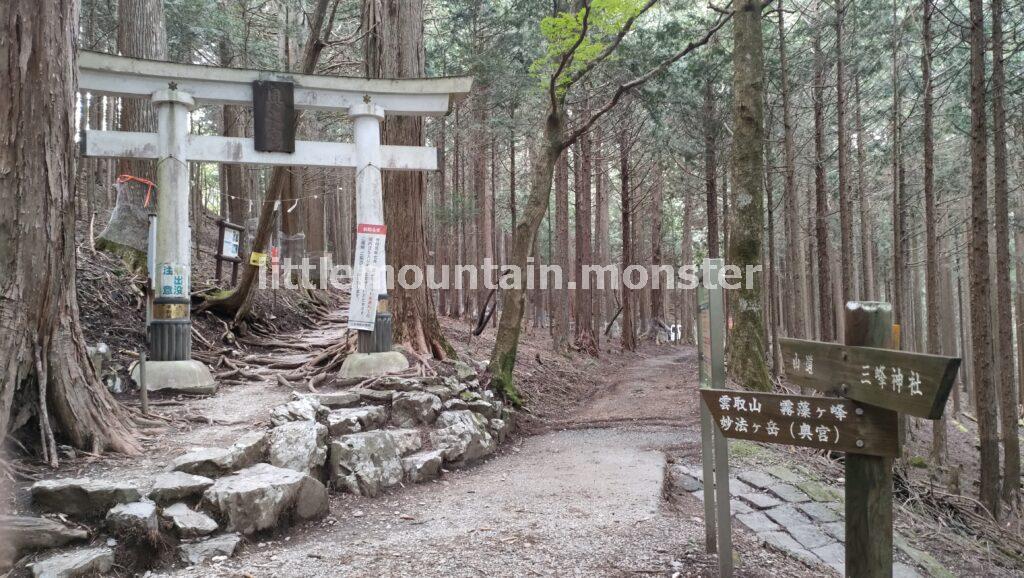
[
  {"xmin": 6, "ymin": 215, "xmax": 1021, "ymax": 576},
  {"xmin": 9, "ymin": 298, "xmax": 1024, "ymax": 576}
]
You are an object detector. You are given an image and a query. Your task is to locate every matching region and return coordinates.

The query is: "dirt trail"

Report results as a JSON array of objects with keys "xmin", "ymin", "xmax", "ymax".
[
  {"xmin": 558, "ymin": 347, "xmax": 701, "ymax": 429},
  {"xmin": 163, "ymin": 345, "xmax": 812, "ymax": 577}
]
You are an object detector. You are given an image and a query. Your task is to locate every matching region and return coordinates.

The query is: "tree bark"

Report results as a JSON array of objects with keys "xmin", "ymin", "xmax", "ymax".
[
  {"xmin": 813, "ymin": 12, "xmax": 834, "ymax": 342},
  {"xmin": 891, "ymin": 0, "xmax": 908, "ymax": 339},
  {"xmin": 680, "ymin": 172, "xmax": 695, "ymax": 344},
  {"xmin": 968, "ymin": 0, "xmax": 1001, "ymax": 517},
  {"xmin": 594, "ymin": 130, "xmax": 609, "ymax": 346},
  {"xmin": 728, "ymin": 0, "xmax": 770, "ymax": 391},
  {"xmin": 836, "ymin": 0, "xmax": 853, "ymax": 306},
  {"xmin": 553, "ymin": 150, "xmax": 570, "ymax": 353},
  {"xmin": 921, "ymin": 0, "xmax": 942, "ymax": 465},
  {"xmin": 96, "ymin": 0, "xmax": 168, "ymax": 267},
  {"xmin": 218, "ymin": 35, "xmax": 250, "ymax": 227},
  {"xmin": 991, "ymin": 0, "xmax": 1019, "ymax": 505},
  {"xmin": 488, "ymin": 111, "xmax": 563, "ymax": 401},
  {"xmin": 855, "ymin": 75, "xmax": 874, "ymax": 300},
  {"xmin": 364, "ymin": 0, "xmax": 452, "ymax": 358},
  {"xmin": 777, "ymin": 0, "xmax": 804, "ymax": 338},
  {"xmin": 1, "ymin": 0, "xmax": 140, "ymax": 459},
  {"xmin": 437, "ymin": 117, "xmax": 449, "ymax": 315},
  {"xmin": 649, "ymin": 163, "xmax": 664, "ymax": 327},
  {"xmin": 704, "ymin": 75, "xmax": 720, "ymax": 259},
  {"xmin": 620, "ymin": 126, "xmax": 637, "ymax": 352},
  {"xmin": 473, "ymin": 89, "xmax": 493, "ymax": 319},
  {"xmin": 766, "ymin": 108, "xmax": 781, "ymax": 377},
  {"xmin": 921, "ymin": 0, "xmax": 946, "ymax": 465},
  {"xmin": 574, "ymin": 121, "xmax": 597, "ymax": 354}
]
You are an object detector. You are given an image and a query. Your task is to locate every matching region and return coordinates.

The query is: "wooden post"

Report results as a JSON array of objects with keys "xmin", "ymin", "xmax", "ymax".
[
  {"xmin": 698, "ymin": 258, "xmax": 732, "ymax": 576},
  {"xmin": 215, "ymin": 223, "xmax": 226, "ymax": 282},
  {"xmin": 698, "ymin": 285, "xmax": 718, "ymax": 553},
  {"xmin": 844, "ymin": 301, "xmax": 894, "ymax": 578},
  {"xmin": 139, "ymin": 350, "xmax": 149, "ymax": 416}
]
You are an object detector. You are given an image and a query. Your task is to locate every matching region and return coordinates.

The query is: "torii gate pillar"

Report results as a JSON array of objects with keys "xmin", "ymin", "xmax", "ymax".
[
  {"xmin": 150, "ymin": 88, "xmax": 195, "ymax": 360},
  {"xmin": 342, "ymin": 101, "xmax": 409, "ymax": 375},
  {"xmin": 350, "ymin": 102, "xmax": 386, "ymax": 270}
]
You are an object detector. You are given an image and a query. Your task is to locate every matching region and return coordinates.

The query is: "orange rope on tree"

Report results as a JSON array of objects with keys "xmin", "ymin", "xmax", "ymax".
[{"xmin": 116, "ymin": 174, "xmax": 158, "ymax": 207}]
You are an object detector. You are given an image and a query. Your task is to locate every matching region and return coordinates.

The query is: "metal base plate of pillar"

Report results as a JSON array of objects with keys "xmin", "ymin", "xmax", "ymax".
[
  {"xmin": 149, "ymin": 319, "xmax": 191, "ymax": 361},
  {"xmin": 358, "ymin": 311, "xmax": 393, "ymax": 354}
]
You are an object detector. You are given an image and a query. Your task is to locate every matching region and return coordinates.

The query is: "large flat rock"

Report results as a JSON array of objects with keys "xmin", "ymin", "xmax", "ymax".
[
  {"xmin": 148, "ymin": 471, "xmax": 213, "ymax": 505},
  {"xmin": 28, "ymin": 547, "xmax": 114, "ymax": 578},
  {"xmin": 326, "ymin": 406, "xmax": 386, "ymax": 436},
  {"xmin": 390, "ymin": 392, "xmax": 441, "ymax": 428},
  {"xmin": 105, "ymin": 501, "xmax": 160, "ymax": 545},
  {"xmin": 270, "ymin": 396, "xmax": 329, "ymax": 427},
  {"xmin": 200, "ymin": 463, "xmax": 328, "ymax": 535},
  {"xmin": 328, "ymin": 431, "xmax": 403, "ymax": 497},
  {"xmin": 268, "ymin": 421, "xmax": 328, "ymax": 477},
  {"xmin": 0, "ymin": 515, "xmax": 88, "ymax": 562},
  {"xmin": 169, "ymin": 431, "xmax": 268, "ymax": 478},
  {"xmin": 30, "ymin": 478, "xmax": 141, "ymax": 518},
  {"xmin": 429, "ymin": 410, "xmax": 496, "ymax": 466},
  {"xmin": 301, "ymin": 391, "xmax": 361, "ymax": 409},
  {"xmin": 163, "ymin": 503, "xmax": 219, "ymax": 538},
  {"xmin": 402, "ymin": 450, "xmax": 443, "ymax": 483},
  {"xmin": 179, "ymin": 533, "xmax": 242, "ymax": 565}
]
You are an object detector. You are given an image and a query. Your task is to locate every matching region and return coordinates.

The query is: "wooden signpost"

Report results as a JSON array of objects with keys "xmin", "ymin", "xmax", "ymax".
[
  {"xmin": 214, "ymin": 219, "xmax": 244, "ymax": 285},
  {"xmin": 696, "ymin": 258, "xmax": 732, "ymax": 577},
  {"xmin": 699, "ymin": 301, "xmax": 961, "ymax": 577},
  {"xmin": 699, "ymin": 390, "xmax": 899, "ymax": 457},
  {"xmin": 778, "ymin": 337, "xmax": 961, "ymax": 419}
]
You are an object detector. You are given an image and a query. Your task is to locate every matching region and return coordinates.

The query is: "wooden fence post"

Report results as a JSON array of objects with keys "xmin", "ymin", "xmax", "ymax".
[{"xmin": 844, "ymin": 301, "xmax": 895, "ymax": 577}]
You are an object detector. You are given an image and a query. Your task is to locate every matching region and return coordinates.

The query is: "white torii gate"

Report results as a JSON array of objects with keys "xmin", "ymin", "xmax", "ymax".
[{"xmin": 80, "ymin": 51, "xmax": 471, "ymax": 366}]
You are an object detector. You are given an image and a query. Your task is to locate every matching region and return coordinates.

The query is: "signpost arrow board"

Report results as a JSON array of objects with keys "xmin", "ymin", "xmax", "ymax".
[
  {"xmin": 699, "ymin": 389, "xmax": 900, "ymax": 458},
  {"xmin": 779, "ymin": 337, "xmax": 961, "ymax": 419}
]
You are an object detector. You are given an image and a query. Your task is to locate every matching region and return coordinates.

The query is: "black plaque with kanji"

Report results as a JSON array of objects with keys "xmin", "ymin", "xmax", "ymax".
[
  {"xmin": 700, "ymin": 389, "xmax": 900, "ymax": 457},
  {"xmin": 253, "ymin": 80, "xmax": 296, "ymax": 153}
]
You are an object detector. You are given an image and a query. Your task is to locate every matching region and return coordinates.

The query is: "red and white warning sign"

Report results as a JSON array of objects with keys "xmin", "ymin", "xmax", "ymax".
[{"xmin": 347, "ymin": 223, "xmax": 387, "ymax": 331}]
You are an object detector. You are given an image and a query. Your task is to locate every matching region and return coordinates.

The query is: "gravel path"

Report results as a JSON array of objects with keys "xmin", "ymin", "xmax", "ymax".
[{"xmin": 158, "ymin": 346, "xmax": 818, "ymax": 577}]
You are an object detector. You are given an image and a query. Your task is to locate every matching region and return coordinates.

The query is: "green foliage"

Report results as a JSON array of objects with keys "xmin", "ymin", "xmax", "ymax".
[
  {"xmin": 531, "ymin": 0, "xmax": 648, "ymax": 91},
  {"xmin": 908, "ymin": 456, "xmax": 930, "ymax": 469}
]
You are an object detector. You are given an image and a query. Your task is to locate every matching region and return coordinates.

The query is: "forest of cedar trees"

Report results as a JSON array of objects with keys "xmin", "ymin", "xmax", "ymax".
[{"xmin": 1, "ymin": 0, "xmax": 1023, "ymax": 573}]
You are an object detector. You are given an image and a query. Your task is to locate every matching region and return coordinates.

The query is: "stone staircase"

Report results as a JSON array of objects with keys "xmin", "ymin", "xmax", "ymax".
[{"xmin": 5, "ymin": 361, "xmax": 513, "ymax": 576}]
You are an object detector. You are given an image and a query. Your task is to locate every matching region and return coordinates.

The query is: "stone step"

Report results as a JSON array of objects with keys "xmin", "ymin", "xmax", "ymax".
[
  {"xmin": 402, "ymin": 450, "xmax": 444, "ymax": 483},
  {"xmin": 30, "ymin": 478, "xmax": 141, "ymax": 519},
  {"xmin": 178, "ymin": 533, "xmax": 242, "ymax": 566},
  {"xmin": 0, "ymin": 515, "xmax": 88, "ymax": 570},
  {"xmin": 200, "ymin": 463, "xmax": 328, "ymax": 535},
  {"xmin": 27, "ymin": 547, "xmax": 114, "ymax": 578},
  {"xmin": 326, "ymin": 406, "xmax": 386, "ymax": 436}
]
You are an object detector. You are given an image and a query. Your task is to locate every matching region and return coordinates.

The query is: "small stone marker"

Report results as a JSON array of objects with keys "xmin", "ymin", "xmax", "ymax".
[{"xmin": 699, "ymin": 389, "xmax": 899, "ymax": 457}]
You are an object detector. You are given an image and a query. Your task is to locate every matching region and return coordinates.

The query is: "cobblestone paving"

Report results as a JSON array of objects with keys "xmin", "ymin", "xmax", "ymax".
[{"xmin": 673, "ymin": 462, "xmax": 950, "ymax": 577}]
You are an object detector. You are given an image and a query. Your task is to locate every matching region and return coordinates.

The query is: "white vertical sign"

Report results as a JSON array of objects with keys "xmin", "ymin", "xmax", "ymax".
[{"xmin": 347, "ymin": 223, "xmax": 387, "ymax": 331}]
